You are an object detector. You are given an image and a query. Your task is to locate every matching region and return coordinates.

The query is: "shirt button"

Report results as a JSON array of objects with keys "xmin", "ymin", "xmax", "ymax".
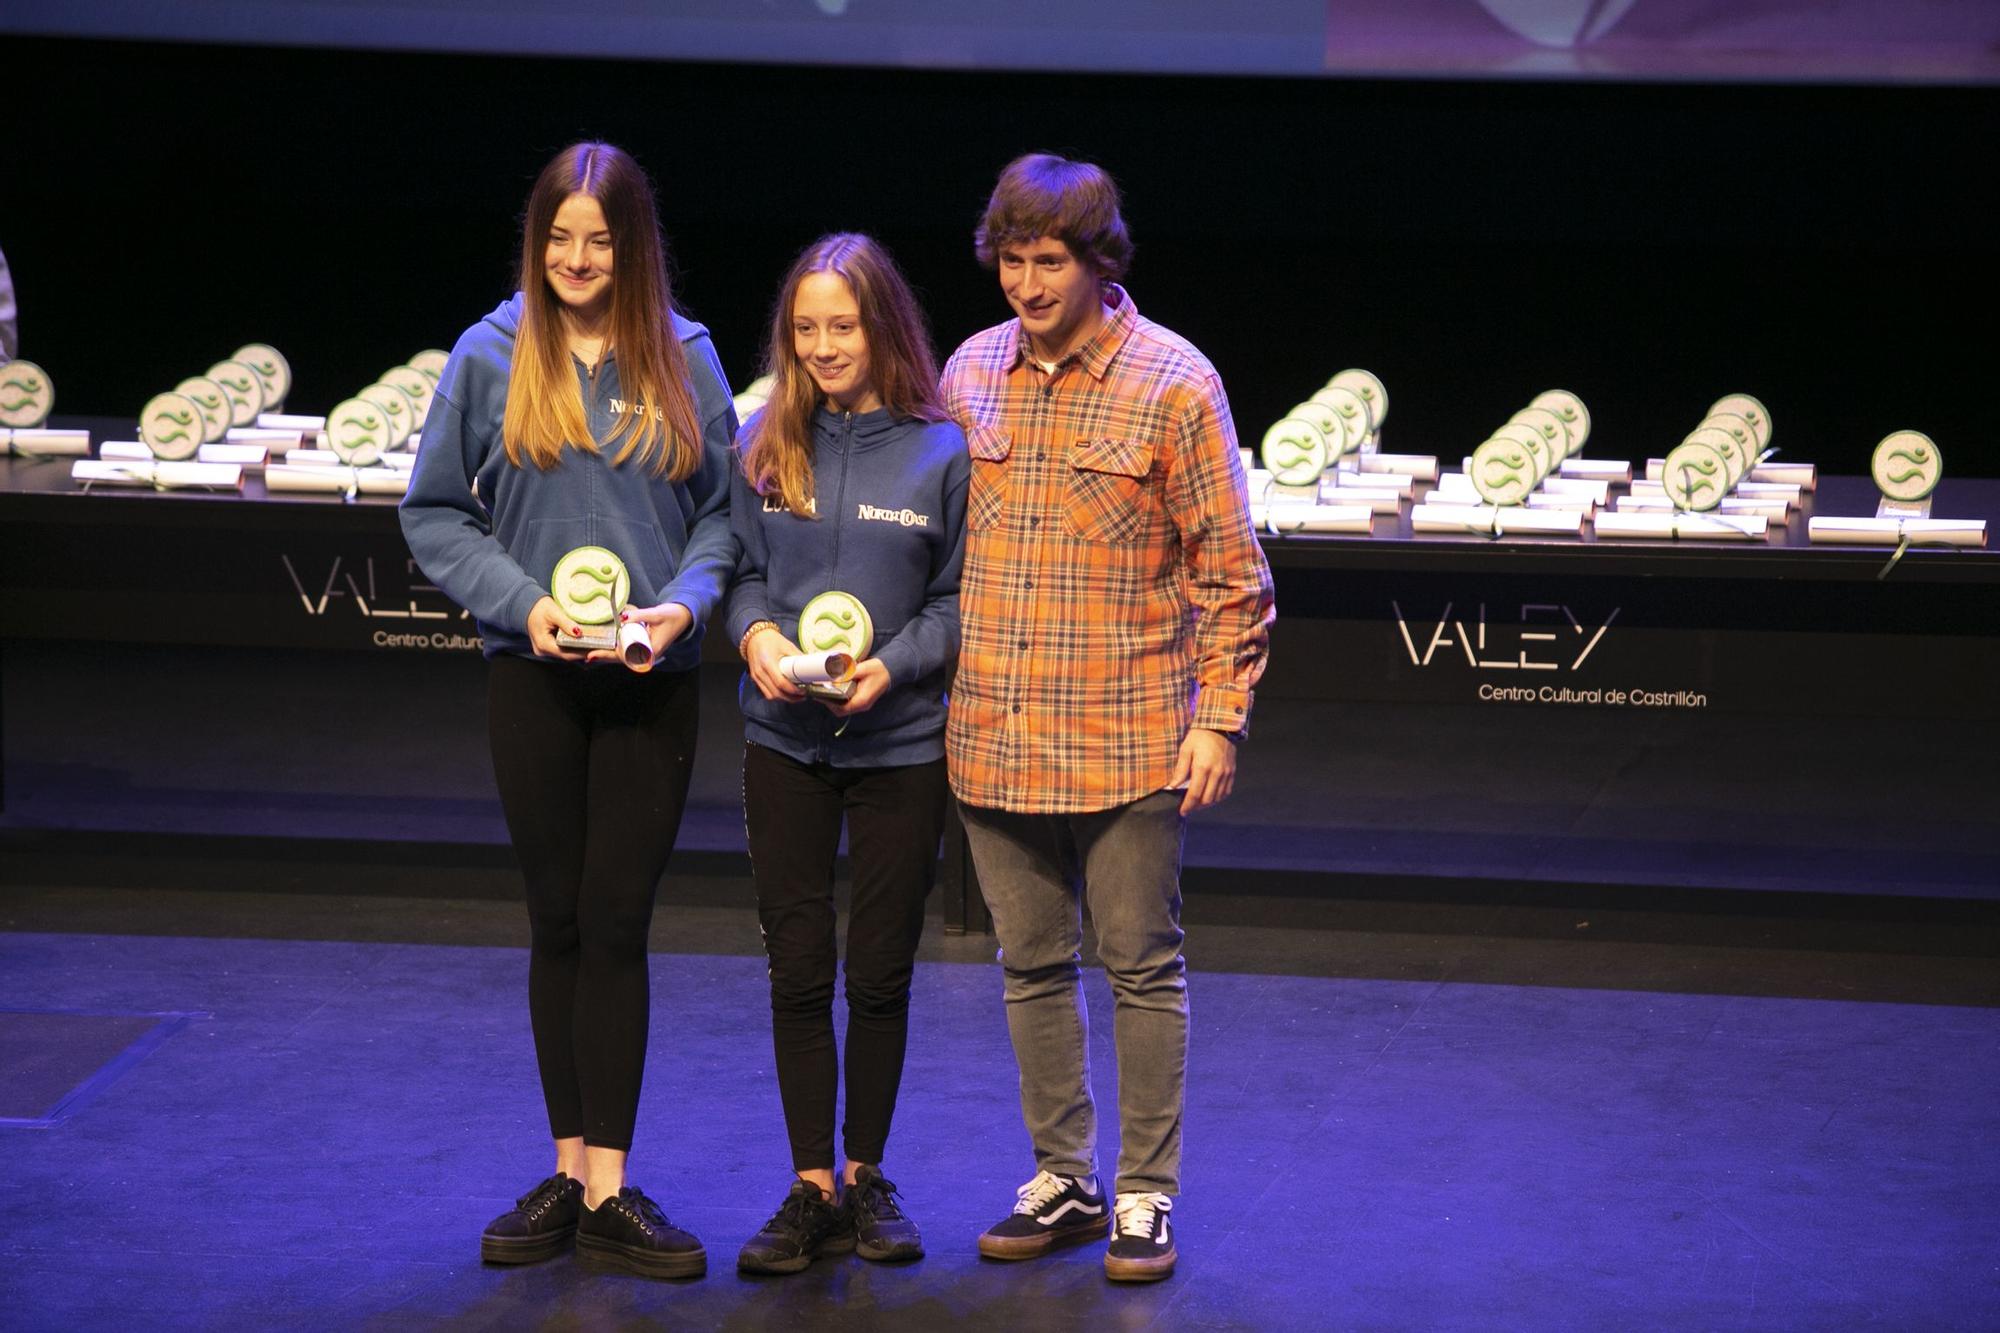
[
  {"xmin": 1023, "ymin": 579, "xmax": 1034, "ymax": 590},
  {"xmin": 1029, "ymin": 516, "xmax": 1041, "ymax": 528},
  {"xmin": 1017, "ymin": 638, "xmax": 1030, "ymax": 651},
  {"xmin": 1012, "ymin": 704, "xmax": 1023, "ymax": 714}
]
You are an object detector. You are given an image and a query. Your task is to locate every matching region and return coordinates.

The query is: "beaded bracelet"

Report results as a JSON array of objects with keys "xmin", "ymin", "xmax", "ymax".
[{"xmin": 738, "ymin": 620, "xmax": 778, "ymax": 660}]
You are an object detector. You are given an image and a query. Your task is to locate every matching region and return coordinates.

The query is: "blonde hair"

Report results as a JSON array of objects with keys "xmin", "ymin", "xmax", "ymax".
[
  {"xmin": 739, "ymin": 233, "xmax": 945, "ymax": 517},
  {"xmin": 502, "ymin": 142, "xmax": 701, "ymax": 480}
]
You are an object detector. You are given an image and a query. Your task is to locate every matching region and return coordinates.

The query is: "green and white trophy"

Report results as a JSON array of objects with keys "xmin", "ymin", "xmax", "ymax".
[
  {"xmin": 793, "ymin": 591, "xmax": 874, "ymax": 700},
  {"xmin": 1871, "ymin": 431, "xmax": 1942, "ymax": 520}
]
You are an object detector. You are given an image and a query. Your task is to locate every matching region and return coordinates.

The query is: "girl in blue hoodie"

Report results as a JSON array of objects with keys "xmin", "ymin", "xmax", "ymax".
[
  {"xmin": 726, "ymin": 234, "xmax": 969, "ymax": 1274},
  {"xmin": 400, "ymin": 142, "xmax": 735, "ymax": 1280}
]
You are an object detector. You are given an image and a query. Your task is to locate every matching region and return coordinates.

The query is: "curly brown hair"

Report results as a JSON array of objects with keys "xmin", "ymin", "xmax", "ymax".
[{"xmin": 973, "ymin": 153, "xmax": 1133, "ymax": 280}]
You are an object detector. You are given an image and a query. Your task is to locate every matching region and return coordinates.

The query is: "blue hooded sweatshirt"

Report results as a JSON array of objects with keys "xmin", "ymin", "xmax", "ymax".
[
  {"xmin": 726, "ymin": 406, "xmax": 970, "ymax": 767},
  {"xmin": 400, "ymin": 294, "xmax": 738, "ymax": 668}
]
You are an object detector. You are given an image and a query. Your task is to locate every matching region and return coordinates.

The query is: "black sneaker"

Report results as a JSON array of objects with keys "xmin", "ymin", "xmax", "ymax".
[
  {"xmin": 480, "ymin": 1173, "xmax": 583, "ymax": 1265},
  {"xmin": 737, "ymin": 1178, "xmax": 856, "ymax": 1275},
  {"xmin": 846, "ymin": 1164, "xmax": 923, "ymax": 1263},
  {"xmin": 1104, "ymin": 1191, "xmax": 1176, "ymax": 1282},
  {"xmin": 977, "ymin": 1170, "xmax": 1110, "ymax": 1260},
  {"xmin": 576, "ymin": 1186, "xmax": 707, "ymax": 1279}
]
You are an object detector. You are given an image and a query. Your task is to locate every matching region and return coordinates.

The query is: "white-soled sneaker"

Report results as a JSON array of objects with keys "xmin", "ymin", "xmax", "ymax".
[
  {"xmin": 1104, "ymin": 1191, "xmax": 1176, "ymax": 1281},
  {"xmin": 976, "ymin": 1170, "xmax": 1110, "ymax": 1259}
]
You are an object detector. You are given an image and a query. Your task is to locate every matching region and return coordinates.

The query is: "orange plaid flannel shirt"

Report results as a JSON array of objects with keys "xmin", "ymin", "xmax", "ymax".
[{"xmin": 940, "ymin": 286, "xmax": 1275, "ymax": 814}]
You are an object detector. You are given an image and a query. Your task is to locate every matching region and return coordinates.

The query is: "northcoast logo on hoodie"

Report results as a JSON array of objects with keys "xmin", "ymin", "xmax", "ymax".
[{"xmin": 857, "ymin": 503, "xmax": 931, "ymax": 528}]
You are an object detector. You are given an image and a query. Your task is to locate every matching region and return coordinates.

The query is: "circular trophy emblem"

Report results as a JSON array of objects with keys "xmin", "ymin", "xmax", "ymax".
[
  {"xmin": 1528, "ymin": 390, "xmax": 1590, "ymax": 453},
  {"xmin": 552, "ymin": 546, "xmax": 630, "ymax": 625},
  {"xmin": 174, "ymin": 376, "xmax": 232, "ymax": 443},
  {"xmin": 139, "ymin": 391, "xmax": 205, "ymax": 461},
  {"xmin": 1491, "ymin": 422, "xmax": 1551, "ymax": 484},
  {"xmin": 325, "ymin": 396, "xmax": 390, "ymax": 466},
  {"xmin": 1697, "ymin": 411, "xmax": 1756, "ymax": 460},
  {"xmin": 1286, "ymin": 399, "xmax": 1350, "ymax": 457},
  {"xmin": 1325, "ymin": 369, "xmax": 1388, "ymax": 429},
  {"xmin": 380, "ymin": 365, "xmax": 435, "ymax": 428},
  {"xmin": 1259, "ymin": 417, "xmax": 1331, "ymax": 486},
  {"xmin": 1681, "ymin": 426, "xmax": 1745, "ymax": 488},
  {"xmin": 1307, "ymin": 385, "xmax": 1372, "ymax": 452},
  {"xmin": 1662, "ymin": 440, "xmax": 1728, "ymax": 512},
  {"xmin": 1706, "ymin": 393, "xmax": 1771, "ymax": 451},
  {"xmin": 0, "ymin": 360, "xmax": 55, "ymax": 428},
  {"xmin": 1508, "ymin": 406, "xmax": 1571, "ymax": 462},
  {"xmin": 1470, "ymin": 436, "xmax": 1537, "ymax": 507},
  {"xmin": 357, "ymin": 383, "xmax": 417, "ymax": 450},
  {"xmin": 207, "ymin": 359, "xmax": 267, "ymax": 426},
  {"xmin": 232, "ymin": 344, "xmax": 293, "ymax": 410},
  {"xmin": 1871, "ymin": 431, "xmax": 1942, "ymax": 503},
  {"xmin": 798, "ymin": 590, "xmax": 875, "ymax": 659},
  {"xmin": 407, "ymin": 349, "xmax": 451, "ymax": 381}
]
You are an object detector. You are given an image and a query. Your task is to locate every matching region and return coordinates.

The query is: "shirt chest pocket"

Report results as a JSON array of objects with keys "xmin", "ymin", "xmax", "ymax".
[
  {"xmin": 1063, "ymin": 436, "xmax": 1159, "ymax": 544},
  {"xmin": 966, "ymin": 424, "xmax": 1012, "ymax": 532}
]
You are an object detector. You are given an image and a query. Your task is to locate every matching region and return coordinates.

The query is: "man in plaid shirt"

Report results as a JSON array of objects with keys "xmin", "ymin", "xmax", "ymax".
[{"xmin": 941, "ymin": 153, "xmax": 1274, "ymax": 1282}]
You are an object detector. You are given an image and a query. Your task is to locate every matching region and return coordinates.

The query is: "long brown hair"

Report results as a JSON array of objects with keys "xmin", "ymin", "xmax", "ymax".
[
  {"xmin": 738, "ymin": 233, "xmax": 946, "ymax": 518},
  {"xmin": 502, "ymin": 142, "xmax": 701, "ymax": 479}
]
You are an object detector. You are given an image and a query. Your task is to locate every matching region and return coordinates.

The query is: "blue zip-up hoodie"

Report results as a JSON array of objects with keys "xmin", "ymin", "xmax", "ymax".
[
  {"xmin": 400, "ymin": 294, "xmax": 738, "ymax": 667},
  {"xmin": 726, "ymin": 406, "xmax": 970, "ymax": 767}
]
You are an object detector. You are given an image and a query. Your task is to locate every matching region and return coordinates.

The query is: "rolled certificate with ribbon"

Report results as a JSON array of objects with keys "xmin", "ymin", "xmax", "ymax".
[{"xmin": 779, "ymin": 650, "xmax": 856, "ymax": 685}]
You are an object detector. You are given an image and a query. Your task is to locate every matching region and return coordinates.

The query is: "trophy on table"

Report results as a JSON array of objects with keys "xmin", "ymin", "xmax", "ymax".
[
  {"xmin": 790, "ymin": 591, "xmax": 874, "ymax": 701},
  {"xmin": 1871, "ymin": 431, "xmax": 1942, "ymax": 519},
  {"xmin": 551, "ymin": 545, "xmax": 655, "ymax": 669}
]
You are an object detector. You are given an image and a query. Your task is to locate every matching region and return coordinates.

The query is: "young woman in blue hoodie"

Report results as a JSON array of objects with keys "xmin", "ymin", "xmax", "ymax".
[
  {"xmin": 725, "ymin": 233, "xmax": 970, "ymax": 1274},
  {"xmin": 400, "ymin": 142, "xmax": 736, "ymax": 1280}
]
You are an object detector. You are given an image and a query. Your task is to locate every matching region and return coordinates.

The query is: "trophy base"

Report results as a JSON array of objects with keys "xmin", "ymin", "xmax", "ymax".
[
  {"xmin": 806, "ymin": 680, "xmax": 856, "ymax": 701},
  {"xmin": 555, "ymin": 624, "xmax": 618, "ymax": 651}
]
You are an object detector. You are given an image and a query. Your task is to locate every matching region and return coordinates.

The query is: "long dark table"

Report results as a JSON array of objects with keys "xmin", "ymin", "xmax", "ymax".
[{"xmin": 6, "ymin": 440, "xmax": 1999, "ymax": 929}]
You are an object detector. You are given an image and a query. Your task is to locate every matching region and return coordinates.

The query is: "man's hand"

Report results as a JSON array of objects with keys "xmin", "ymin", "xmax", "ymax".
[{"xmin": 1168, "ymin": 727, "xmax": 1237, "ymax": 815}]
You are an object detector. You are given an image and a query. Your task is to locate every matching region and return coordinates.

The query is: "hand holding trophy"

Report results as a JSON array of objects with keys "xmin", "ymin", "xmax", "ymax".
[
  {"xmin": 789, "ymin": 591, "xmax": 874, "ymax": 702},
  {"xmin": 550, "ymin": 545, "xmax": 656, "ymax": 671}
]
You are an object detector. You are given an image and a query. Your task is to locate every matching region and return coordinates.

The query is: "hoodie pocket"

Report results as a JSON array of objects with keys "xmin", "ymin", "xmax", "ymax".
[
  {"xmin": 603, "ymin": 517, "xmax": 674, "ymax": 605},
  {"xmin": 965, "ymin": 424, "xmax": 1012, "ymax": 532},
  {"xmin": 516, "ymin": 517, "xmax": 592, "ymax": 595}
]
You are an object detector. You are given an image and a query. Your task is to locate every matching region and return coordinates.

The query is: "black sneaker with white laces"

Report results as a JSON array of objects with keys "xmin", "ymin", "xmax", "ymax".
[
  {"xmin": 737, "ymin": 1179, "xmax": 856, "ymax": 1275},
  {"xmin": 977, "ymin": 1170, "xmax": 1110, "ymax": 1260},
  {"xmin": 576, "ymin": 1186, "xmax": 707, "ymax": 1279},
  {"xmin": 846, "ymin": 1163, "xmax": 923, "ymax": 1262},
  {"xmin": 1104, "ymin": 1191, "xmax": 1176, "ymax": 1282},
  {"xmin": 480, "ymin": 1172, "xmax": 583, "ymax": 1265}
]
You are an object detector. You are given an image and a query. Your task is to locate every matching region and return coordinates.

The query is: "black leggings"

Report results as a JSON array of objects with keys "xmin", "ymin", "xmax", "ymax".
[
  {"xmin": 742, "ymin": 742, "xmax": 947, "ymax": 1171},
  {"xmin": 487, "ymin": 654, "xmax": 698, "ymax": 1152}
]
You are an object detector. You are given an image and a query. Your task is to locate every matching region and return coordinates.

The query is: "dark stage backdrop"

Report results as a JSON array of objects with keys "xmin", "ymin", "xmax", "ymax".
[{"xmin": 4, "ymin": 36, "xmax": 1996, "ymax": 476}]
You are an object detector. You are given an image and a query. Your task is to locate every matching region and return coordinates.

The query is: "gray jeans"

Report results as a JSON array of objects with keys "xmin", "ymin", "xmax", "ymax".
[{"xmin": 960, "ymin": 790, "xmax": 1188, "ymax": 1196}]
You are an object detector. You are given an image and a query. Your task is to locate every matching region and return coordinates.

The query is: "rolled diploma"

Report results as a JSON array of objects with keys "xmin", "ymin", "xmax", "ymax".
[
  {"xmin": 229, "ymin": 426, "xmax": 310, "ymax": 445},
  {"xmin": 1, "ymin": 427, "xmax": 91, "ymax": 457},
  {"xmin": 619, "ymin": 619, "xmax": 656, "ymax": 671},
  {"xmin": 1645, "ymin": 459, "xmax": 1817, "ymax": 490},
  {"xmin": 284, "ymin": 449, "xmax": 416, "ymax": 470},
  {"xmin": 780, "ymin": 650, "xmax": 856, "ymax": 685},
  {"xmin": 1560, "ymin": 458, "xmax": 1633, "ymax": 483},
  {"xmin": 1252, "ymin": 503, "xmax": 1372, "ymax": 534},
  {"xmin": 1617, "ymin": 494, "xmax": 1790, "ymax": 520},
  {"xmin": 1807, "ymin": 518, "xmax": 1986, "ymax": 547},
  {"xmin": 1594, "ymin": 511, "xmax": 1765, "ymax": 541},
  {"xmin": 264, "ymin": 465, "xmax": 351, "ymax": 493},
  {"xmin": 1325, "ymin": 470, "xmax": 1412, "ymax": 495},
  {"xmin": 257, "ymin": 413, "xmax": 327, "ymax": 431},
  {"xmin": 1356, "ymin": 453, "xmax": 1438, "ymax": 481},
  {"xmin": 1411, "ymin": 502, "xmax": 1584, "ymax": 536},
  {"xmin": 1540, "ymin": 478, "xmax": 1609, "ymax": 504},
  {"xmin": 71, "ymin": 460, "xmax": 243, "ymax": 489}
]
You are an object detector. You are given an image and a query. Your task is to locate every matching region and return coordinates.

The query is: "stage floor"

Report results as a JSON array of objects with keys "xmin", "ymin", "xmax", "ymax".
[{"xmin": 1, "ymin": 879, "xmax": 1994, "ymax": 1329}]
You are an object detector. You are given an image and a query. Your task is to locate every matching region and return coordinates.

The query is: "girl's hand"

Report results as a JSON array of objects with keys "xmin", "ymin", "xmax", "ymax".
[
  {"xmin": 744, "ymin": 625, "xmax": 808, "ymax": 701},
  {"xmin": 527, "ymin": 596, "xmax": 589, "ymax": 660},
  {"xmin": 822, "ymin": 658, "xmax": 890, "ymax": 717}
]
